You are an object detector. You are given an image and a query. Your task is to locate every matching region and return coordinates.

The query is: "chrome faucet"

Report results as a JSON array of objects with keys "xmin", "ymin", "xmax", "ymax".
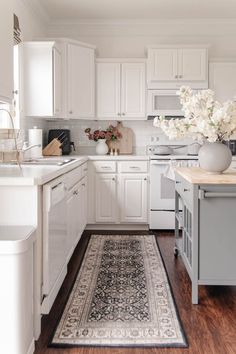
[{"xmin": 22, "ymin": 143, "xmax": 41, "ymax": 152}]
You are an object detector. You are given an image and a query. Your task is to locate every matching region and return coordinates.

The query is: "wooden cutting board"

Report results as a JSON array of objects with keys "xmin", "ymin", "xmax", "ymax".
[{"xmin": 116, "ymin": 122, "xmax": 133, "ymax": 154}]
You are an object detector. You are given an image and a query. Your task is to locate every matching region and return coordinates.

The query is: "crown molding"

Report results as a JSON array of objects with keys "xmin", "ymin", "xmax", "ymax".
[
  {"xmin": 20, "ymin": 0, "xmax": 50, "ymax": 24},
  {"xmin": 48, "ymin": 18, "xmax": 236, "ymax": 26}
]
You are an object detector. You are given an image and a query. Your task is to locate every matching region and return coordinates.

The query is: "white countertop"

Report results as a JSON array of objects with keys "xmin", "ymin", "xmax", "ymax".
[
  {"xmin": 0, "ymin": 157, "xmax": 87, "ymax": 186},
  {"xmin": 0, "ymin": 152, "xmax": 235, "ymax": 186},
  {"xmin": 87, "ymin": 155, "xmax": 149, "ymax": 160}
]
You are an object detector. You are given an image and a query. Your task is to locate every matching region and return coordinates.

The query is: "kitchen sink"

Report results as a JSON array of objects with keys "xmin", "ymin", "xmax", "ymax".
[{"xmin": 21, "ymin": 158, "xmax": 76, "ymax": 166}]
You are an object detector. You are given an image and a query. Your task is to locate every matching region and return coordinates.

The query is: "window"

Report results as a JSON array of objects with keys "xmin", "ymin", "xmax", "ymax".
[{"xmin": 0, "ymin": 14, "xmax": 21, "ymax": 129}]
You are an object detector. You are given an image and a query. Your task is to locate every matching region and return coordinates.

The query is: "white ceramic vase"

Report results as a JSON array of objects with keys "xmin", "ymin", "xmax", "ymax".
[
  {"xmin": 198, "ymin": 141, "xmax": 232, "ymax": 174},
  {"xmin": 95, "ymin": 139, "xmax": 108, "ymax": 155}
]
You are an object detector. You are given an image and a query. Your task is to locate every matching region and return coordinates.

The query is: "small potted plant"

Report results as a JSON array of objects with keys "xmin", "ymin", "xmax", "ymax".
[{"xmin": 85, "ymin": 125, "xmax": 122, "ymax": 155}]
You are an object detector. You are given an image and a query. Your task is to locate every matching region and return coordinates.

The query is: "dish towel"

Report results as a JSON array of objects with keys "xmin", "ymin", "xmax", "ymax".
[{"xmin": 164, "ymin": 160, "xmax": 188, "ymax": 181}]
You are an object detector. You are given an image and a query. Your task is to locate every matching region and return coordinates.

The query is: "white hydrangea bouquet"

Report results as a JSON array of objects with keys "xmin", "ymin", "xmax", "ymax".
[{"xmin": 153, "ymin": 86, "xmax": 236, "ymax": 143}]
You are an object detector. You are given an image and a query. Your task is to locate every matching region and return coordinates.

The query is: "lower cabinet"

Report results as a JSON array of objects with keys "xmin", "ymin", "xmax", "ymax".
[
  {"xmin": 89, "ymin": 160, "xmax": 149, "ymax": 225},
  {"xmin": 119, "ymin": 174, "xmax": 148, "ymax": 223},
  {"xmin": 66, "ymin": 172, "xmax": 87, "ymax": 262},
  {"xmin": 95, "ymin": 173, "xmax": 117, "ymax": 222}
]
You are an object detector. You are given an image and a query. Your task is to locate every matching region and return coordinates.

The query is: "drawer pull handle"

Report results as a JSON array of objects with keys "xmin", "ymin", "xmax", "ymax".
[
  {"xmin": 112, "ymin": 178, "xmax": 116, "ymax": 181},
  {"xmin": 101, "ymin": 166, "xmax": 111, "ymax": 169},
  {"xmin": 82, "ymin": 183, "xmax": 85, "ymax": 186},
  {"xmin": 184, "ymin": 188, "xmax": 190, "ymax": 192},
  {"xmin": 176, "ymin": 181, "xmax": 181, "ymax": 184},
  {"xmin": 130, "ymin": 166, "xmax": 140, "ymax": 169}
]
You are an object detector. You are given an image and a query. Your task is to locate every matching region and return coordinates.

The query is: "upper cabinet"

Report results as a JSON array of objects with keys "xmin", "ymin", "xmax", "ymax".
[
  {"xmin": 209, "ymin": 62, "xmax": 236, "ymax": 102},
  {"xmin": 21, "ymin": 41, "xmax": 63, "ymax": 118},
  {"xmin": 67, "ymin": 42, "xmax": 95, "ymax": 119},
  {"xmin": 147, "ymin": 46, "xmax": 208, "ymax": 89},
  {"xmin": 96, "ymin": 60, "xmax": 146, "ymax": 120},
  {"xmin": 21, "ymin": 39, "xmax": 96, "ymax": 119},
  {"xmin": 0, "ymin": 1, "xmax": 13, "ymax": 103}
]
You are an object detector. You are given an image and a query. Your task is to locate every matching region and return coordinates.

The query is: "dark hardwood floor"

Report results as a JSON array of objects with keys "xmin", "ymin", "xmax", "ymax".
[{"xmin": 35, "ymin": 231, "xmax": 236, "ymax": 354}]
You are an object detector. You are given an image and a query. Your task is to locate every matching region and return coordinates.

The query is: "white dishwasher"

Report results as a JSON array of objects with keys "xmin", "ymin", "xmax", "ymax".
[{"xmin": 42, "ymin": 175, "xmax": 67, "ymax": 314}]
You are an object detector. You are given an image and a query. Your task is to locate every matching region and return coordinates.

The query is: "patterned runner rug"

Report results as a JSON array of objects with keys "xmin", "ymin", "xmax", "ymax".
[{"xmin": 51, "ymin": 235, "xmax": 187, "ymax": 348}]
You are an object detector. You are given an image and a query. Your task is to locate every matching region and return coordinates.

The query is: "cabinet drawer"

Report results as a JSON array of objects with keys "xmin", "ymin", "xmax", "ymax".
[
  {"xmin": 175, "ymin": 174, "xmax": 193, "ymax": 210},
  {"xmin": 118, "ymin": 161, "xmax": 148, "ymax": 173},
  {"xmin": 93, "ymin": 161, "xmax": 116, "ymax": 173},
  {"xmin": 81, "ymin": 162, "xmax": 88, "ymax": 177},
  {"xmin": 66, "ymin": 166, "xmax": 82, "ymax": 190}
]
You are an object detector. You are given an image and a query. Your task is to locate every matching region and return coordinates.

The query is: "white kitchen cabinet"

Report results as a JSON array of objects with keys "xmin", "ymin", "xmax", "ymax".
[
  {"xmin": 21, "ymin": 41, "xmax": 63, "ymax": 118},
  {"xmin": 67, "ymin": 42, "xmax": 95, "ymax": 119},
  {"xmin": 88, "ymin": 159, "xmax": 149, "ymax": 226},
  {"xmin": 209, "ymin": 62, "xmax": 236, "ymax": 102},
  {"xmin": 147, "ymin": 46, "xmax": 208, "ymax": 89},
  {"xmin": 81, "ymin": 176, "xmax": 88, "ymax": 230},
  {"xmin": 95, "ymin": 173, "xmax": 117, "ymax": 223},
  {"xmin": 96, "ymin": 60, "xmax": 146, "ymax": 120},
  {"xmin": 66, "ymin": 166, "xmax": 88, "ymax": 261},
  {"xmin": 0, "ymin": 1, "xmax": 13, "ymax": 103},
  {"xmin": 119, "ymin": 174, "xmax": 148, "ymax": 223},
  {"xmin": 66, "ymin": 182, "xmax": 80, "ymax": 261}
]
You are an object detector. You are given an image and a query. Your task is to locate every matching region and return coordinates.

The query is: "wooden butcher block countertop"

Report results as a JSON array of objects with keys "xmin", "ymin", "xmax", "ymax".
[{"xmin": 175, "ymin": 167, "xmax": 236, "ymax": 185}]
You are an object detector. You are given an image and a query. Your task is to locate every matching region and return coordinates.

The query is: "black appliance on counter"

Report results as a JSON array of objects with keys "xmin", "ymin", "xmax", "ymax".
[{"xmin": 48, "ymin": 129, "xmax": 75, "ymax": 155}]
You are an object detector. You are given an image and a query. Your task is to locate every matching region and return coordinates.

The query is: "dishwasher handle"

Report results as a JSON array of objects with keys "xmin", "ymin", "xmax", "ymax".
[{"xmin": 51, "ymin": 182, "xmax": 66, "ymax": 206}]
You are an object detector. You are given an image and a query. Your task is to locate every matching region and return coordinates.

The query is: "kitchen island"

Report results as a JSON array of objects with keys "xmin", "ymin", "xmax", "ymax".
[{"xmin": 175, "ymin": 167, "xmax": 236, "ymax": 304}]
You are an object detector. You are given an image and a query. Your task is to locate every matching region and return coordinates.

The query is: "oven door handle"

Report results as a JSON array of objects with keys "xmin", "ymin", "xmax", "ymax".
[{"xmin": 150, "ymin": 160, "xmax": 171, "ymax": 166}]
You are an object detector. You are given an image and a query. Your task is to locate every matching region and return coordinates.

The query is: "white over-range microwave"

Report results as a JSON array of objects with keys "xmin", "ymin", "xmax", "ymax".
[{"xmin": 147, "ymin": 89, "xmax": 184, "ymax": 118}]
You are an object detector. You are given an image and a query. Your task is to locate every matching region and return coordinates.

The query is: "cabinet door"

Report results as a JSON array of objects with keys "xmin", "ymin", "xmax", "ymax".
[
  {"xmin": 121, "ymin": 63, "xmax": 146, "ymax": 119},
  {"xmin": 66, "ymin": 189, "xmax": 77, "ymax": 261},
  {"xmin": 67, "ymin": 43, "xmax": 95, "ymax": 118},
  {"xmin": 96, "ymin": 63, "xmax": 121, "ymax": 119},
  {"xmin": 179, "ymin": 49, "xmax": 207, "ymax": 81},
  {"xmin": 95, "ymin": 173, "xmax": 117, "ymax": 222},
  {"xmin": 119, "ymin": 174, "xmax": 148, "ymax": 223},
  {"xmin": 209, "ymin": 62, "xmax": 236, "ymax": 102},
  {"xmin": 81, "ymin": 176, "xmax": 88, "ymax": 231},
  {"xmin": 0, "ymin": 1, "xmax": 13, "ymax": 103},
  {"xmin": 147, "ymin": 48, "xmax": 178, "ymax": 83},
  {"xmin": 53, "ymin": 44, "xmax": 62, "ymax": 117}
]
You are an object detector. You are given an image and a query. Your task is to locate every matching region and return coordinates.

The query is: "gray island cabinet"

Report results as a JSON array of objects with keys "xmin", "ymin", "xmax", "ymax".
[{"xmin": 175, "ymin": 167, "xmax": 236, "ymax": 304}]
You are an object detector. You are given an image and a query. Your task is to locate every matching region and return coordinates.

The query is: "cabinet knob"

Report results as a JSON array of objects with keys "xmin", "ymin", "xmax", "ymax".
[
  {"xmin": 122, "ymin": 112, "xmax": 125, "ymax": 116},
  {"xmin": 112, "ymin": 178, "xmax": 116, "ymax": 181},
  {"xmin": 117, "ymin": 113, "xmax": 121, "ymax": 116},
  {"xmin": 82, "ymin": 183, "xmax": 85, "ymax": 186},
  {"xmin": 175, "ymin": 75, "xmax": 178, "ymax": 79},
  {"xmin": 184, "ymin": 188, "xmax": 190, "ymax": 192},
  {"xmin": 179, "ymin": 75, "xmax": 183, "ymax": 79},
  {"xmin": 69, "ymin": 110, "xmax": 73, "ymax": 114},
  {"xmin": 144, "ymin": 177, "xmax": 147, "ymax": 181}
]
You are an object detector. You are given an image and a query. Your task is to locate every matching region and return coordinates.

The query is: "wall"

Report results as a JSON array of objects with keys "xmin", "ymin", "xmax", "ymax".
[{"xmin": 47, "ymin": 19, "xmax": 236, "ymax": 59}]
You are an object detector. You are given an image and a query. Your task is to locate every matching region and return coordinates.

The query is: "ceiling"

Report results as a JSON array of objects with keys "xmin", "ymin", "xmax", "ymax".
[{"xmin": 37, "ymin": 0, "xmax": 236, "ymax": 20}]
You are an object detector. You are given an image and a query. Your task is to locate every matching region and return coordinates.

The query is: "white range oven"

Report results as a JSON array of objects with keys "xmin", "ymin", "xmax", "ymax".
[{"xmin": 149, "ymin": 155, "xmax": 198, "ymax": 229}]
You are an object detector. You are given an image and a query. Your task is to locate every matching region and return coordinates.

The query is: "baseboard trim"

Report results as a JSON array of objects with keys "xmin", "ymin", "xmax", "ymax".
[{"xmin": 86, "ymin": 224, "xmax": 149, "ymax": 231}]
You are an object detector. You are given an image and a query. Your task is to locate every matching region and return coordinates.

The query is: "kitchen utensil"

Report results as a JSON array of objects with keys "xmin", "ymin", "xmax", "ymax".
[
  {"xmin": 48, "ymin": 129, "xmax": 73, "ymax": 155},
  {"xmin": 187, "ymin": 142, "xmax": 201, "ymax": 155},
  {"xmin": 153, "ymin": 145, "xmax": 173, "ymax": 155},
  {"xmin": 113, "ymin": 122, "xmax": 133, "ymax": 154},
  {"xmin": 42, "ymin": 138, "xmax": 62, "ymax": 156}
]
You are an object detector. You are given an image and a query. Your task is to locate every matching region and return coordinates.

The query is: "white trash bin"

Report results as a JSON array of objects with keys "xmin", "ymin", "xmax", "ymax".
[{"xmin": 0, "ymin": 226, "xmax": 36, "ymax": 354}]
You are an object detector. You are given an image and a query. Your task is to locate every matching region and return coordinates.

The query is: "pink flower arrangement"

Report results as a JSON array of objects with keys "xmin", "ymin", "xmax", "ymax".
[{"xmin": 85, "ymin": 125, "xmax": 122, "ymax": 142}]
